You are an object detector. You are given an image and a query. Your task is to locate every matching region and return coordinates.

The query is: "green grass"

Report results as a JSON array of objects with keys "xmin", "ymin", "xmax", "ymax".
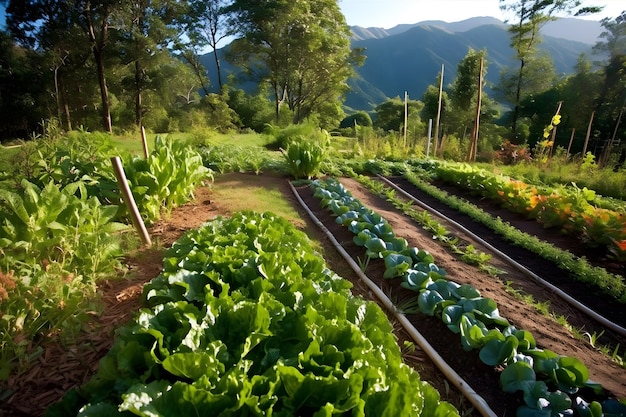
[
  {"xmin": 0, "ymin": 144, "xmax": 21, "ymax": 173},
  {"xmin": 211, "ymin": 174, "xmax": 305, "ymax": 228},
  {"xmin": 79, "ymin": 130, "xmax": 270, "ymax": 159}
]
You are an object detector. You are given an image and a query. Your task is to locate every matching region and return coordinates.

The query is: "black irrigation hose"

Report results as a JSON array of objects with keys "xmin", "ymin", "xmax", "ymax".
[
  {"xmin": 377, "ymin": 174, "xmax": 626, "ymax": 339},
  {"xmin": 288, "ymin": 180, "xmax": 499, "ymax": 417}
]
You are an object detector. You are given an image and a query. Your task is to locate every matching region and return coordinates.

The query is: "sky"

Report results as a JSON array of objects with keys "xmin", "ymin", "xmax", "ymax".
[
  {"xmin": 0, "ymin": 1, "xmax": 623, "ymax": 32},
  {"xmin": 339, "ymin": 0, "xmax": 625, "ymax": 28}
]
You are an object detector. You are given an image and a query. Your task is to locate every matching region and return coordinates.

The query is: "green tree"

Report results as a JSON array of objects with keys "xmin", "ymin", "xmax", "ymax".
[
  {"xmin": 516, "ymin": 52, "xmax": 610, "ymax": 155},
  {"xmin": 448, "ymin": 49, "xmax": 487, "ymax": 137},
  {"xmin": 340, "ymin": 111, "xmax": 373, "ymax": 129},
  {"xmin": 499, "ymin": 0, "xmax": 601, "ymax": 142},
  {"xmin": 227, "ymin": 87, "xmax": 275, "ymax": 132},
  {"xmin": 115, "ymin": 0, "xmax": 183, "ymax": 127},
  {"xmin": 448, "ymin": 49, "xmax": 504, "ymax": 157},
  {"xmin": 5, "ymin": 0, "xmax": 121, "ymax": 132},
  {"xmin": 592, "ymin": 11, "xmax": 626, "ymax": 164},
  {"xmin": 226, "ymin": 0, "xmax": 360, "ymax": 124},
  {"xmin": 421, "ymin": 85, "xmax": 450, "ymax": 134},
  {"xmin": 374, "ymin": 97, "xmax": 423, "ymax": 133},
  {"xmin": 181, "ymin": 0, "xmax": 233, "ymax": 92},
  {"xmin": 0, "ymin": 32, "xmax": 48, "ymax": 139}
]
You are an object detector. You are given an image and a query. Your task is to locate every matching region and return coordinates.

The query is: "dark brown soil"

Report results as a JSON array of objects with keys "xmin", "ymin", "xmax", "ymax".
[
  {"xmin": 1, "ymin": 172, "xmax": 624, "ymax": 417},
  {"xmin": 386, "ymin": 176, "xmax": 626, "ymax": 330},
  {"xmin": 292, "ymin": 176, "xmax": 626, "ymax": 416}
]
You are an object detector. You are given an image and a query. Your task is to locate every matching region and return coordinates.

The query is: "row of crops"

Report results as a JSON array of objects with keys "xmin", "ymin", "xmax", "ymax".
[
  {"xmin": 391, "ymin": 160, "xmax": 625, "ymax": 305},
  {"xmin": 45, "ymin": 211, "xmax": 458, "ymax": 416},
  {"xmin": 0, "ymin": 129, "xmax": 332, "ymax": 393},
  {"xmin": 0, "ymin": 134, "xmax": 211, "ymax": 379},
  {"xmin": 428, "ymin": 161, "xmax": 626, "ymax": 260},
  {"xmin": 2, "ymin": 130, "xmax": 625, "ymax": 415},
  {"xmin": 309, "ymin": 177, "xmax": 626, "ymax": 417}
]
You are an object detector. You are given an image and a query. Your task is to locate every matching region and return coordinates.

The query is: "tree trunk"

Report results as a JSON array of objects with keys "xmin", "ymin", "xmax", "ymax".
[
  {"xmin": 213, "ymin": 48, "xmax": 223, "ymax": 92},
  {"xmin": 511, "ymin": 58, "xmax": 525, "ymax": 142},
  {"xmin": 86, "ymin": 4, "xmax": 112, "ymax": 133},
  {"xmin": 434, "ymin": 64, "xmax": 444, "ymax": 156},
  {"xmin": 64, "ymin": 101, "xmax": 72, "ymax": 132},
  {"xmin": 93, "ymin": 49, "xmax": 112, "ymax": 132},
  {"xmin": 54, "ymin": 65, "xmax": 63, "ymax": 124},
  {"xmin": 135, "ymin": 60, "xmax": 143, "ymax": 127}
]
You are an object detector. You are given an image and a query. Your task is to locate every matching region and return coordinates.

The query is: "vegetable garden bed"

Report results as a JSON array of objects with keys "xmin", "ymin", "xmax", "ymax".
[
  {"xmin": 2, "ymin": 173, "xmax": 625, "ymax": 417},
  {"xmin": 291, "ymin": 177, "xmax": 625, "ymax": 416}
]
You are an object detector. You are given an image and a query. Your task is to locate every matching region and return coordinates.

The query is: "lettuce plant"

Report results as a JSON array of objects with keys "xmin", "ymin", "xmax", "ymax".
[{"xmin": 46, "ymin": 211, "xmax": 459, "ymax": 417}]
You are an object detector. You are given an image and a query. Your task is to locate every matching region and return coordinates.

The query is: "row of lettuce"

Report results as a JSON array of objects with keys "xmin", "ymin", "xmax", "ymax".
[
  {"xmin": 45, "ymin": 211, "xmax": 459, "ymax": 416},
  {"xmin": 310, "ymin": 177, "xmax": 626, "ymax": 417}
]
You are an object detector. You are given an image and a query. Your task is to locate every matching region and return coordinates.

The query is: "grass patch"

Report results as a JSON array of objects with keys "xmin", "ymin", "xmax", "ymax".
[{"xmin": 212, "ymin": 174, "xmax": 305, "ymax": 229}]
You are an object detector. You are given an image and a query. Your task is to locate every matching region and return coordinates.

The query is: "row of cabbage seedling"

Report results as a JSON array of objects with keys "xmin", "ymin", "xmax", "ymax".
[
  {"xmin": 311, "ymin": 177, "xmax": 625, "ymax": 417},
  {"xmin": 45, "ymin": 211, "xmax": 458, "ymax": 417}
]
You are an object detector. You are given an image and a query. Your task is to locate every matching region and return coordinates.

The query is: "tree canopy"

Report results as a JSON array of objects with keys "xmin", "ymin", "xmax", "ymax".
[{"xmin": 226, "ymin": 0, "xmax": 362, "ymax": 125}]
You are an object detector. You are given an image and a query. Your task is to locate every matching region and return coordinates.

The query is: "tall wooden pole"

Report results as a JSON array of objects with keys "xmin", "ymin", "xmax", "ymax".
[
  {"xmin": 582, "ymin": 111, "xmax": 595, "ymax": 156},
  {"xmin": 434, "ymin": 64, "xmax": 444, "ymax": 157},
  {"xmin": 468, "ymin": 57, "xmax": 484, "ymax": 162},
  {"xmin": 111, "ymin": 157, "xmax": 152, "ymax": 247},
  {"xmin": 426, "ymin": 119, "xmax": 433, "ymax": 157},
  {"xmin": 566, "ymin": 128, "xmax": 575, "ymax": 157},
  {"xmin": 403, "ymin": 91, "xmax": 408, "ymax": 147},
  {"xmin": 141, "ymin": 126, "xmax": 149, "ymax": 159}
]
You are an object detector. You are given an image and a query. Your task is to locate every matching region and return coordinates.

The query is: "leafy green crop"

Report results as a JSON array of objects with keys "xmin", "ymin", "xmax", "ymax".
[
  {"xmin": 282, "ymin": 137, "xmax": 329, "ymax": 180},
  {"xmin": 124, "ymin": 135, "xmax": 213, "ymax": 224},
  {"xmin": 46, "ymin": 211, "xmax": 459, "ymax": 417},
  {"xmin": 0, "ymin": 180, "xmax": 126, "ymax": 275},
  {"xmin": 0, "ymin": 180, "xmax": 127, "ymax": 378},
  {"xmin": 310, "ymin": 177, "xmax": 626, "ymax": 417}
]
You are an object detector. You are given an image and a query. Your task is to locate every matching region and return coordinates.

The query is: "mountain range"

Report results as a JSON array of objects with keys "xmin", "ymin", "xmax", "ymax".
[{"xmin": 201, "ymin": 17, "xmax": 605, "ymax": 112}]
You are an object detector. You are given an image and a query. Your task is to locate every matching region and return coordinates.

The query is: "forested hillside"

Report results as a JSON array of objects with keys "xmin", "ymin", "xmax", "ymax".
[{"xmin": 0, "ymin": 1, "xmax": 623, "ymax": 162}]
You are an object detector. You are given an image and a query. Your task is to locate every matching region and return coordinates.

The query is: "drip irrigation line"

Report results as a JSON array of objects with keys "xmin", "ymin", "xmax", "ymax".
[
  {"xmin": 377, "ymin": 174, "xmax": 626, "ymax": 339},
  {"xmin": 289, "ymin": 180, "xmax": 498, "ymax": 417}
]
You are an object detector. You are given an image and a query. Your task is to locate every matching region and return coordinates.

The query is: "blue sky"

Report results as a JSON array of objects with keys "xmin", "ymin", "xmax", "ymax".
[
  {"xmin": 339, "ymin": 0, "xmax": 624, "ymax": 28},
  {"xmin": 0, "ymin": 1, "xmax": 623, "ymax": 32}
]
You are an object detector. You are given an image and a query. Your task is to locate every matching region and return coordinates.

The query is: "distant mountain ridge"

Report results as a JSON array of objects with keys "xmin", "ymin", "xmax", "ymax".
[
  {"xmin": 350, "ymin": 16, "xmax": 603, "ymax": 45},
  {"xmin": 200, "ymin": 17, "xmax": 603, "ymax": 112}
]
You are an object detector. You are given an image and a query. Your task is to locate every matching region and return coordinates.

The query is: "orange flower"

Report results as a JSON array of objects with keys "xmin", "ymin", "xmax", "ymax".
[{"xmin": 0, "ymin": 270, "xmax": 16, "ymax": 303}]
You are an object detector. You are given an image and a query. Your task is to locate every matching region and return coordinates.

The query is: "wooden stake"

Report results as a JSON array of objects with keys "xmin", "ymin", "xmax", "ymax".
[
  {"xmin": 403, "ymin": 91, "xmax": 408, "ymax": 147},
  {"xmin": 141, "ymin": 126, "xmax": 149, "ymax": 159},
  {"xmin": 582, "ymin": 111, "xmax": 595, "ymax": 156},
  {"xmin": 468, "ymin": 57, "xmax": 484, "ymax": 162},
  {"xmin": 566, "ymin": 128, "xmax": 575, "ymax": 157},
  {"xmin": 426, "ymin": 119, "xmax": 433, "ymax": 157},
  {"xmin": 434, "ymin": 64, "xmax": 444, "ymax": 157},
  {"xmin": 111, "ymin": 156, "xmax": 152, "ymax": 247}
]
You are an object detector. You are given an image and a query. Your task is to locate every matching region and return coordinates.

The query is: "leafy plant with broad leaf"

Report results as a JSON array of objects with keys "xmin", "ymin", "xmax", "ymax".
[
  {"xmin": 46, "ymin": 211, "xmax": 459, "ymax": 417},
  {"xmin": 281, "ymin": 133, "xmax": 329, "ymax": 180},
  {"xmin": 124, "ymin": 135, "xmax": 213, "ymax": 223},
  {"xmin": 0, "ymin": 180, "xmax": 127, "ymax": 378},
  {"xmin": 310, "ymin": 177, "xmax": 626, "ymax": 417}
]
